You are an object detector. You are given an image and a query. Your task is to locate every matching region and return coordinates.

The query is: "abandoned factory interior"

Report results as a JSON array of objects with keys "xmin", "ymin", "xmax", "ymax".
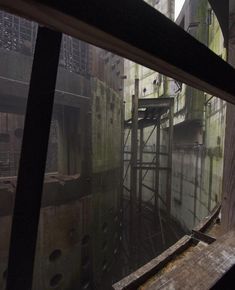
[{"xmin": 0, "ymin": 0, "xmax": 235, "ymax": 289}]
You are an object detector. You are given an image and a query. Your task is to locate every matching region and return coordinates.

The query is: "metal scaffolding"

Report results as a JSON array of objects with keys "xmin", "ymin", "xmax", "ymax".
[{"xmin": 123, "ymin": 80, "xmax": 174, "ymax": 268}]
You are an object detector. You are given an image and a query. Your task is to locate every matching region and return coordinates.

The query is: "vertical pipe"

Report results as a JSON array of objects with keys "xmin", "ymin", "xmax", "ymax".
[
  {"xmin": 130, "ymin": 78, "xmax": 139, "ymax": 268},
  {"xmin": 120, "ymin": 101, "xmax": 125, "ymax": 240},
  {"xmin": 166, "ymin": 99, "xmax": 174, "ymax": 216},
  {"xmin": 208, "ymin": 155, "xmax": 213, "ymax": 212},
  {"xmin": 138, "ymin": 126, "xmax": 143, "ymax": 215},
  {"xmin": 155, "ymin": 120, "xmax": 160, "ymax": 222},
  {"xmin": 194, "ymin": 147, "xmax": 199, "ymax": 224},
  {"xmin": 137, "ymin": 126, "xmax": 143, "ymax": 265},
  {"xmin": 6, "ymin": 27, "xmax": 62, "ymax": 290},
  {"xmin": 179, "ymin": 151, "xmax": 184, "ymax": 203},
  {"xmin": 155, "ymin": 119, "xmax": 166, "ymax": 250}
]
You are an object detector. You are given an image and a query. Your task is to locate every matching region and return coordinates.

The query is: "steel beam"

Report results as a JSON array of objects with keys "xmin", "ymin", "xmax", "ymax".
[
  {"xmin": 130, "ymin": 79, "xmax": 139, "ymax": 268},
  {"xmin": 138, "ymin": 98, "xmax": 172, "ymax": 108},
  {"xmin": 166, "ymin": 99, "xmax": 174, "ymax": 215},
  {"xmin": 138, "ymin": 127, "xmax": 144, "ymax": 215},
  {"xmin": 155, "ymin": 120, "xmax": 160, "ymax": 221}
]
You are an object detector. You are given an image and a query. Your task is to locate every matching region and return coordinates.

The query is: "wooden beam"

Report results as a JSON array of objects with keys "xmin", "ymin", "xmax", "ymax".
[
  {"xmin": 6, "ymin": 27, "xmax": 61, "ymax": 290},
  {"xmin": 191, "ymin": 230, "xmax": 216, "ymax": 245},
  {"xmin": 0, "ymin": 0, "xmax": 235, "ymax": 103},
  {"xmin": 138, "ymin": 230, "xmax": 235, "ymax": 290},
  {"xmin": 208, "ymin": 0, "xmax": 229, "ymax": 47}
]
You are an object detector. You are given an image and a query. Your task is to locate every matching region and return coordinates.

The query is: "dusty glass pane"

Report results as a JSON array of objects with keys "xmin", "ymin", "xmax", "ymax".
[
  {"xmin": 0, "ymin": 1, "xmax": 226, "ymax": 289},
  {"xmin": 0, "ymin": 9, "xmax": 36, "ymax": 290},
  {"xmin": 174, "ymin": 0, "xmax": 226, "ymax": 58}
]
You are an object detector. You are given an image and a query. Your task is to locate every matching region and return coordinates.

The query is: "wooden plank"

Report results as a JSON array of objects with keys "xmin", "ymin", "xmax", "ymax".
[
  {"xmin": 143, "ymin": 230, "xmax": 235, "ymax": 290},
  {"xmin": 192, "ymin": 230, "xmax": 216, "ymax": 245},
  {"xmin": 194, "ymin": 204, "xmax": 221, "ymax": 233},
  {"xmin": 113, "ymin": 235, "xmax": 192, "ymax": 290},
  {"xmin": 113, "ymin": 202, "xmax": 223, "ymax": 290},
  {"xmin": 0, "ymin": 1, "xmax": 235, "ymax": 103}
]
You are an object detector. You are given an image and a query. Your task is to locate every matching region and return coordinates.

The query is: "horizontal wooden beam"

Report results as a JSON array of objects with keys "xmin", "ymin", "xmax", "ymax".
[{"xmin": 0, "ymin": 0, "xmax": 235, "ymax": 103}]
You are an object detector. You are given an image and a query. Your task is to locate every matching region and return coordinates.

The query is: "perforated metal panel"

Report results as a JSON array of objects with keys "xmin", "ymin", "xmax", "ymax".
[{"xmin": 0, "ymin": 11, "xmax": 90, "ymax": 75}]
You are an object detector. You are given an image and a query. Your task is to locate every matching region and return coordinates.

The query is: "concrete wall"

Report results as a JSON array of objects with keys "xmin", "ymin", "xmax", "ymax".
[
  {"xmin": 0, "ymin": 39, "xmax": 123, "ymax": 289},
  {"xmin": 170, "ymin": 0, "xmax": 226, "ymax": 231},
  {"xmin": 124, "ymin": 0, "xmax": 175, "ymax": 120},
  {"xmin": 123, "ymin": 1, "xmax": 176, "ymax": 217},
  {"xmin": 124, "ymin": 0, "xmax": 225, "ymax": 232}
]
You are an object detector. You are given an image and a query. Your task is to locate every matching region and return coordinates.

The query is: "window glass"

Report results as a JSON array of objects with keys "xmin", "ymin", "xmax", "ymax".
[{"xmin": 0, "ymin": 10, "xmax": 36, "ymax": 290}]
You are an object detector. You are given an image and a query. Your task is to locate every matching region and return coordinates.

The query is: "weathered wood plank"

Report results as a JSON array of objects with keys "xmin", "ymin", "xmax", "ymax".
[
  {"xmin": 113, "ymin": 202, "xmax": 221, "ymax": 289},
  {"xmin": 191, "ymin": 230, "xmax": 216, "ymax": 244},
  {"xmin": 142, "ymin": 230, "xmax": 235, "ymax": 290},
  {"xmin": 0, "ymin": 0, "xmax": 235, "ymax": 103},
  {"xmin": 194, "ymin": 204, "xmax": 221, "ymax": 232},
  {"xmin": 113, "ymin": 235, "xmax": 192, "ymax": 290}
]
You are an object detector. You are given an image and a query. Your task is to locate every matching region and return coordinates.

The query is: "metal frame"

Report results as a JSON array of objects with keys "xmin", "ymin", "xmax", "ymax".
[
  {"xmin": 123, "ymin": 90, "xmax": 174, "ymax": 267},
  {"xmin": 124, "ymin": 97, "xmax": 174, "ymax": 210}
]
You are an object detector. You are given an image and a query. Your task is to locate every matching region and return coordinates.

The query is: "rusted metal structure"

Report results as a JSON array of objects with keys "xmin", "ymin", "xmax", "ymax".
[{"xmin": 123, "ymin": 93, "xmax": 174, "ymax": 271}]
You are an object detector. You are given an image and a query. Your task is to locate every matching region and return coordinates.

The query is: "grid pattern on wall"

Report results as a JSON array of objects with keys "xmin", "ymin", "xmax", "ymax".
[{"xmin": 0, "ymin": 11, "xmax": 90, "ymax": 75}]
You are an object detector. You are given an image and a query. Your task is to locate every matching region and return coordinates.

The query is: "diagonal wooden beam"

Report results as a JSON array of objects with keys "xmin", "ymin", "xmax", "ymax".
[
  {"xmin": 6, "ymin": 27, "xmax": 62, "ymax": 290},
  {"xmin": 0, "ymin": 0, "xmax": 235, "ymax": 103},
  {"xmin": 208, "ymin": 0, "xmax": 229, "ymax": 47}
]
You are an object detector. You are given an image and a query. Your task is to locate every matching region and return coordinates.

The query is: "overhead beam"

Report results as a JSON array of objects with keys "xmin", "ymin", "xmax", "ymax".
[
  {"xmin": 139, "ymin": 98, "xmax": 172, "ymax": 108},
  {"xmin": 0, "ymin": 0, "xmax": 235, "ymax": 103}
]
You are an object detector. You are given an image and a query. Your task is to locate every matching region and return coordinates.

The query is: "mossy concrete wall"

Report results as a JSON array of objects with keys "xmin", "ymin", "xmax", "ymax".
[
  {"xmin": 0, "ymin": 45, "xmax": 123, "ymax": 289},
  {"xmin": 124, "ymin": 0, "xmax": 226, "ymax": 231},
  {"xmin": 171, "ymin": 0, "xmax": 226, "ymax": 230},
  {"xmin": 124, "ymin": 0, "xmax": 175, "ymax": 120}
]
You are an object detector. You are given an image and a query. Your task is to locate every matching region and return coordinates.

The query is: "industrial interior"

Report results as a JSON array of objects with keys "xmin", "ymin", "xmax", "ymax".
[{"xmin": 0, "ymin": 0, "xmax": 234, "ymax": 289}]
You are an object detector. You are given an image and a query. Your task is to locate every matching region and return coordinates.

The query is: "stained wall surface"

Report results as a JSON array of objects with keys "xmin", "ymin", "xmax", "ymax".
[
  {"xmin": 124, "ymin": 0, "xmax": 225, "ymax": 231},
  {"xmin": 0, "ymin": 11, "xmax": 124, "ymax": 290}
]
